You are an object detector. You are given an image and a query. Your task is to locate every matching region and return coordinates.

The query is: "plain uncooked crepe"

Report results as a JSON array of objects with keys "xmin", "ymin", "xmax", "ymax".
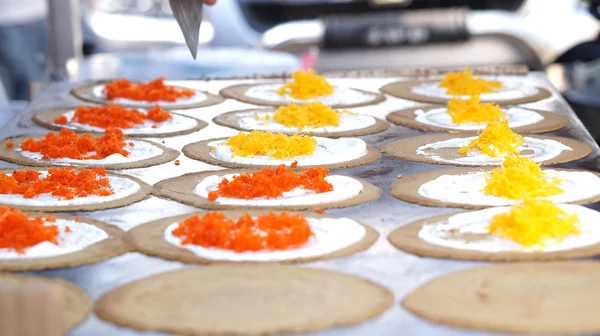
[
  {"xmin": 95, "ymin": 264, "xmax": 394, "ymax": 335},
  {"xmin": 0, "ymin": 274, "xmax": 92, "ymax": 335},
  {"xmin": 403, "ymin": 261, "xmax": 600, "ymax": 334},
  {"xmin": 0, "ymin": 214, "xmax": 132, "ymax": 271}
]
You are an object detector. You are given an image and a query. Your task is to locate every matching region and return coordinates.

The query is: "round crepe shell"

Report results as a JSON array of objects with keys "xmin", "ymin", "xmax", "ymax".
[
  {"xmin": 0, "ymin": 274, "xmax": 92, "ymax": 334},
  {"xmin": 32, "ymin": 107, "xmax": 209, "ymax": 138},
  {"xmin": 403, "ymin": 261, "xmax": 600, "ymax": 334},
  {"xmin": 0, "ymin": 137, "xmax": 179, "ymax": 170},
  {"xmin": 95, "ymin": 264, "xmax": 394, "ymax": 335},
  {"xmin": 388, "ymin": 208, "xmax": 600, "ymax": 262},
  {"xmin": 152, "ymin": 168, "xmax": 381, "ymax": 211},
  {"xmin": 380, "ymin": 133, "xmax": 591, "ymax": 166},
  {"xmin": 220, "ymin": 82, "xmax": 387, "ymax": 108},
  {"xmin": 70, "ymin": 81, "xmax": 224, "ymax": 110},
  {"xmin": 213, "ymin": 108, "xmax": 390, "ymax": 138},
  {"xmin": 0, "ymin": 167, "xmax": 152, "ymax": 212},
  {"xmin": 0, "ymin": 213, "xmax": 132, "ymax": 271},
  {"xmin": 386, "ymin": 105, "xmax": 569, "ymax": 133},
  {"xmin": 182, "ymin": 137, "xmax": 381, "ymax": 170},
  {"xmin": 380, "ymin": 79, "xmax": 552, "ymax": 105},
  {"xmin": 125, "ymin": 210, "xmax": 379, "ymax": 264},
  {"xmin": 390, "ymin": 167, "xmax": 600, "ymax": 209}
]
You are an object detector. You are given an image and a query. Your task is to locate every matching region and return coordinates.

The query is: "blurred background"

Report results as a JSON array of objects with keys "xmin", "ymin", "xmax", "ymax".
[{"xmin": 2, "ymin": 0, "xmax": 600, "ymax": 141}]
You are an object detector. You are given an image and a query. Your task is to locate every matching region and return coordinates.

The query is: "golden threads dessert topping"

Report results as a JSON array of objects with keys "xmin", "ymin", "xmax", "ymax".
[
  {"xmin": 488, "ymin": 199, "xmax": 580, "ymax": 248},
  {"xmin": 277, "ymin": 70, "xmax": 334, "ymax": 100},
  {"xmin": 439, "ymin": 70, "xmax": 502, "ymax": 96},
  {"xmin": 483, "ymin": 154, "xmax": 564, "ymax": 200},
  {"xmin": 224, "ymin": 131, "xmax": 317, "ymax": 159},
  {"xmin": 172, "ymin": 211, "xmax": 314, "ymax": 252},
  {"xmin": 458, "ymin": 120, "xmax": 524, "ymax": 157},
  {"xmin": 446, "ymin": 95, "xmax": 505, "ymax": 124},
  {"xmin": 262, "ymin": 102, "xmax": 341, "ymax": 129}
]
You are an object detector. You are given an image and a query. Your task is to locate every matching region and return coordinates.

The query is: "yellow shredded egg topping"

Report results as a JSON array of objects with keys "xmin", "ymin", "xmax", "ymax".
[
  {"xmin": 447, "ymin": 95, "xmax": 506, "ymax": 124},
  {"xmin": 224, "ymin": 131, "xmax": 317, "ymax": 159},
  {"xmin": 483, "ymin": 154, "xmax": 564, "ymax": 200},
  {"xmin": 458, "ymin": 120, "xmax": 524, "ymax": 157},
  {"xmin": 277, "ymin": 70, "xmax": 334, "ymax": 100},
  {"xmin": 439, "ymin": 70, "xmax": 503, "ymax": 96},
  {"xmin": 264, "ymin": 102, "xmax": 341, "ymax": 129},
  {"xmin": 488, "ymin": 199, "xmax": 580, "ymax": 248}
]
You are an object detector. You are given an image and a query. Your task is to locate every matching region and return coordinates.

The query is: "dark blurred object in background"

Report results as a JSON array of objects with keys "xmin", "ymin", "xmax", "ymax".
[{"xmin": 0, "ymin": 0, "xmax": 48, "ymax": 101}]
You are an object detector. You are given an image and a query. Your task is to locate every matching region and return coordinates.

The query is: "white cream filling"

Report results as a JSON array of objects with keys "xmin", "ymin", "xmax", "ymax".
[
  {"xmin": 0, "ymin": 173, "xmax": 141, "ymax": 207},
  {"xmin": 54, "ymin": 110, "xmax": 198, "ymax": 135},
  {"xmin": 0, "ymin": 219, "xmax": 108, "ymax": 259},
  {"xmin": 244, "ymin": 83, "xmax": 375, "ymax": 106},
  {"xmin": 237, "ymin": 111, "xmax": 377, "ymax": 134},
  {"xmin": 16, "ymin": 140, "xmax": 163, "ymax": 165},
  {"xmin": 411, "ymin": 79, "xmax": 540, "ymax": 101},
  {"xmin": 164, "ymin": 216, "xmax": 365, "ymax": 261},
  {"xmin": 194, "ymin": 174, "xmax": 363, "ymax": 206},
  {"xmin": 416, "ymin": 136, "xmax": 572, "ymax": 165},
  {"xmin": 418, "ymin": 170, "xmax": 600, "ymax": 206},
  {"xmin": 91, "ymin": 85, "xmax": 206, "ymax": 107},
  {"xmin": 209, "ymin": 136, "xmax": 367, "ymax": 167},
  {"xmin": 414, "ymin": 107, "xmax": 544, "ymax": 131},
  {"xmin": 418, "ymin": 204, "xmax": 600, "ymax": 252}
]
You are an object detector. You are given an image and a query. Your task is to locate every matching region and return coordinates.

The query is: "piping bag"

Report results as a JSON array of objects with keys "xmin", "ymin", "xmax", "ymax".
[{"xmin": 169, "ymin": 0, "xmax": 204, "ymax": 59}]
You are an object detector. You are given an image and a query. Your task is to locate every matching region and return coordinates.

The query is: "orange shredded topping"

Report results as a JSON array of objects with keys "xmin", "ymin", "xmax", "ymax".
[
  {"xmin": 0, "ymin": 206, "xmax": 59, "ymax": 254},
  {"xmin": 489, "ymin": 199, "xmax": 579, "ymax": 248},
  {"xmin": 0, "ymin": 167, "xmax": 114, "ymax": 199},
  {"xmin": 277, "ymin": 70, "xmax": 334, "ymax": 100},
  {"xmin": 439, "ymin": 70, "xmax": 502, "ymax": 96},
  {"xmin": 484, "ymin": 154, "xmax": 564, "ymax": 200},
  {"xmin": 291, "ymin": 160, "xmax": 298, "ymax": 168},
  {"xmin": 104, "ymin": 77, "xmax": 195, "ymax": 102},
  {"xmin": 20, "ymin": 129, "xmax": 130, "ymax": 160},
  {"xmin": 54, "ymin": 115, "xmax": 68, "ymax": 124},
  {"xmin": 224, "ymin": 131, "xmax": 317, "ymax": 160},
  {"xmin": 208, "ymin": 165, "xmax": 332, "ymax": 201},
  {"xmin": 446, "ymin": 95, "xmax": 505, "ymax": 124},
  {"xmin": 5, "ymin": 140, "xmax": 13, "ymax": 149},
  {"xmin": 458, "ymin": 120, "xmax": 524, "ymax": 157},
  {"xmin": 55, "ymin": 104, "xmax": 172, "ymax": 129},
  {"xmin": 172, "ymin": 211, "xmax": 314, "ymax": 252},
  {"xmin": 313, "ymin": 209, "xmax": 325, "ymax": 214},
  {"xmin": 264, "ymin": 102, "xmax": 340, "ymax": 129}
]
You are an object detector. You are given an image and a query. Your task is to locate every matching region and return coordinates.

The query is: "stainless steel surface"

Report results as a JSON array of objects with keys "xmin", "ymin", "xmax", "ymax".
[
  {"xmin": 1, "ymin": 72, "xmax": 599, "ymax": 336},
  {"xmin": 46, "ymin": 0, "xmax": 83, "ymax": 81},
  {"xmin": 169, "ymin": 0, "xmax": 204, "ymax": 59}
]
